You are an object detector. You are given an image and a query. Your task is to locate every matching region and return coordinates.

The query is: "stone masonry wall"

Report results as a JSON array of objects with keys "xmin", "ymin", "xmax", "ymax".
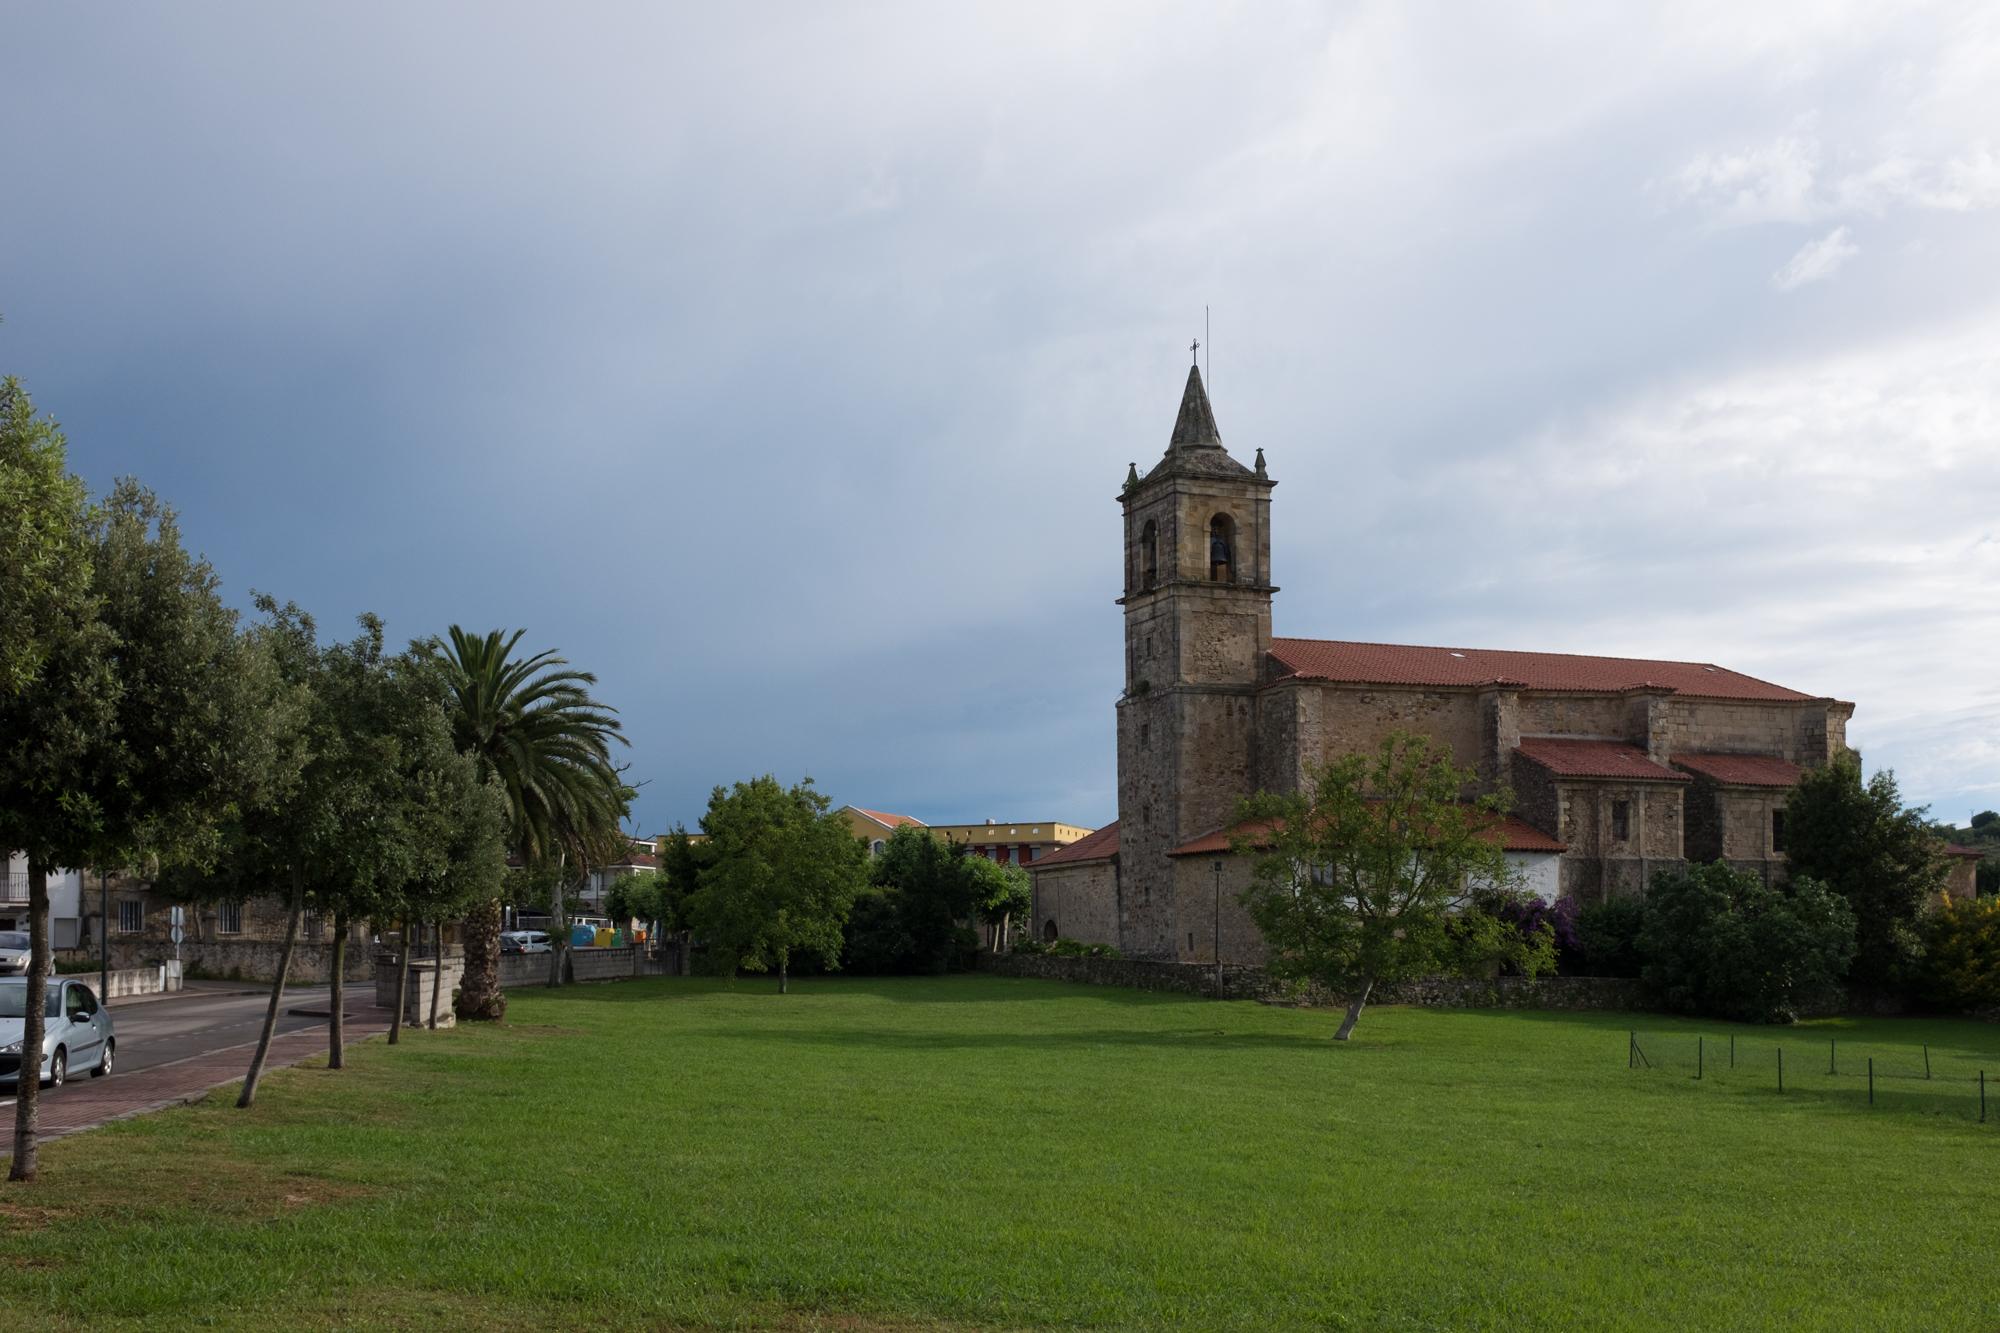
[
  {"xmin": 1169, "ymin": 853, "xmax": 1265, "ymax": 965},
  {"xmin": 1030, "ymin": 860, "xmax": 1121, "ymax": 948},
  {"xmin": 976, "ymin": 950, "xmax": 1648, "ymax": 1011}
]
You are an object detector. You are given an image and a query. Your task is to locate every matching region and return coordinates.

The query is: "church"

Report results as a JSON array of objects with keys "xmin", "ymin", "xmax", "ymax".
[{"xmin": 1027, "ymin": 359, "xmax": 1855, "ymax": 965}]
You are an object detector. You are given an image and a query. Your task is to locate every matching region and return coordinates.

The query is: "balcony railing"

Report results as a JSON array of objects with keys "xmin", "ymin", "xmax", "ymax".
[{"xmin": 0, "ymin": 872, "xmax": 28, "ymax": 906}]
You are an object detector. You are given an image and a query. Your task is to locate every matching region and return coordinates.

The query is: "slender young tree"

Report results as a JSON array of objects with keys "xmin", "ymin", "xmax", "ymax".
[
  {"xmin": 426, "ymin": 627, "xmax": 627, "ymax": 1019},
  {"xmin": 685, "ymin": 776, "xmax": 869, "ymax": 993},
  {"xmin": 1236, "ymin": 732, "xmax": 1542, "ymax": 1041}
]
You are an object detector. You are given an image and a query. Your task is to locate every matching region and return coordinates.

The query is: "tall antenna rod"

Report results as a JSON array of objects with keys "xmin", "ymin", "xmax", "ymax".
[{"xmin": 1205, "ymin": 305, "xmax": 1210, "ymax": 388}]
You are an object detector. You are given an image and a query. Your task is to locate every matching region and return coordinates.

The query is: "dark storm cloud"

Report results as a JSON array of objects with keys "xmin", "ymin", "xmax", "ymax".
[{"xmin": 4, "ymin": 2, "xmax": 1996, "ymax": 832}]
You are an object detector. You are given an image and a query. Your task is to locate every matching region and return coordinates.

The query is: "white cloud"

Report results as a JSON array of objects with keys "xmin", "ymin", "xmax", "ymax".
[
  {"xmin": 1670, "ymin": 135, "xmax": 1821, "ymax": 225},
  {"xmin": 1772, "ymin": 224, "xmax": 1859, "ymax": 290}
]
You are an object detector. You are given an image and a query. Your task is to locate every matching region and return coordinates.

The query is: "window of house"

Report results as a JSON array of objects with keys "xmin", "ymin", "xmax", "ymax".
[
  {"xmin": 1208, "ymin": 513, "xmax": 1235, "ymax": 582},
  {"xmin": 870, "ymin": 839, "xmax": 884, "ymax": 856},
  {"xmin": 117, "ymin": 900, "xmax": 143, "ymax": 935},
  {"xmin": 1141, "ymin": 519, "xmax": 1159, "ymax": 590},
  {"xmin": 1772, "ymin": 809, "xmax": 1788, "ymax": 853},
  {"xmin": 1024, "ymin": 846, "xmax": 1038, "ymax": 861},
  {"xmin": 1611, "ymin": 800, "xmax": 1631, "ymax": 841},
  {"xmin": 218, "ymin": 901, "xmax": 243, "ymax": 935}
]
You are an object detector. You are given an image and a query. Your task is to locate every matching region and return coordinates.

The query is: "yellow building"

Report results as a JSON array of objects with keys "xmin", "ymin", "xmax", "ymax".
[{"xmin": 929, "ymin": 820, "xmax": 1094, "ymax": 868}]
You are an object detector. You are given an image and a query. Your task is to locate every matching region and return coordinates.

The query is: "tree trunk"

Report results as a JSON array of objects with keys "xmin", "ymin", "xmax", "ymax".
[
  {"xmin": 1333, "ymin": 977, "xmax": 1375, "ymax": 1042},
  {"xmin": 427, "ymin": 920, "xmax": 444, "ymax": 1030},
  {"xmin": 455, "ymin": 896, "xmax": 505, "ymax": 1021},
  {"xmin": 237, "ymin": 872, "xmax": 304, "ymax": 1108},
  {"xmin": 778, "ymin": 953, "xmax": 788, "ymax": 995},
  {"xmin": 328, "ymin": 910, "xmax": 347, "ymax": 1070},
  {"xmin": 390, "ymin": 917, "xmax": 411, "ymax": 1045},
  {"xmin": 8, "ymin": 862, "xmax": 52, "ymax": 1182}
]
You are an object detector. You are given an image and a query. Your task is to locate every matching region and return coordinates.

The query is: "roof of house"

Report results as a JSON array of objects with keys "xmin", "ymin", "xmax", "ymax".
[
  {"xmin": 1268, "ymin": 638, "xmax": 1821, "ymax": 703},
  {"xmin": 1672, "ymin": 753, "xmax": 1805, "ymax": 788},
  {"xmin": 851, "ymin": 807, "xmax": 927, "ymax": 831},
  {"xmin": 1168, "ymin": 813, "xmax": 1566, "ymax": 856},
  {"xmin": 1028, "ymin": 821, "xmax": 1120, "ymax": 868},
  {"xmin": 1944, "ymin": 843, "xmax": 1988, "ymax": 859},
  {"xmin": 1515, "ymin": 738, "xmax": 1689, "ymax": 783}
]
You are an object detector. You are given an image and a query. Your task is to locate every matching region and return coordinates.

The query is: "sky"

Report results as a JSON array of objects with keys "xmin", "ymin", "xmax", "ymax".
[{"xmin": 3, "ymin": 2, "xmax": 1997, "ymax": 835}]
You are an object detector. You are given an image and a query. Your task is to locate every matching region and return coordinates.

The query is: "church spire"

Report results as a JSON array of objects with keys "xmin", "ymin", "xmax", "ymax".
[{"xmin": 1169, "ymin": 361, "xmax": 1223, "ymax": 449}]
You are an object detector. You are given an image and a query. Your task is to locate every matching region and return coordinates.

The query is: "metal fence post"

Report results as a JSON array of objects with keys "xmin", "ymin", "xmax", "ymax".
[
  {"xmin": 1730, "ymin": 1033, "xmax": 1735, "ymax": 1069},
  {"xmin": 1868, "ymin": 1057, "xmax": 1874, "ymax": 1107},
  {"xmin": 1829, "ymin": 1038, "xmax": 1836, "ymax": 1077},
  {"xmin": 1778, "ymin": 1046, "xmax": 1784, "ymax": 1094},
  {"xmin": 1698, "ymin": 1035, "xmax": 1704, "ymax": 1081},
  {"xmin": 1982, "ymin": 1070, "xmax": 1987, "ymax": 1124},
  {"xmin": 1924, "ymin": 1044, "xmax": 1931, "ymax": 1081}
]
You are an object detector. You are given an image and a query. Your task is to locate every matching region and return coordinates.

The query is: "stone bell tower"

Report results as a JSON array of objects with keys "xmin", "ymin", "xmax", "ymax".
[{"xmin": 1113, "ymin": 353, "xmax": 1277, "ymax": 958}]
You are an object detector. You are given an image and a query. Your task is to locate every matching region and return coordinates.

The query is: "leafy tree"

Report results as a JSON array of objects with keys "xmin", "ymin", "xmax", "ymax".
[
  {"xmin": 1972, "ymin": 811, "xmax": 1998, "ymax": 831},
  {"xmin": 426, "ymin": 627, "xmax": 627, "ymax": 1019},
  {"xmin": 2, "ymin": 462, "xmax": 280, "ymax": 1179},
  {"xmin": 862, "ymin": 825, "xmax": 980, "ymax": 974},
  {"xmin": 684, "ymin": 776, "xmax": 868, "ymax": 992},
  {"xmin": 1234, "ymin": 732, "xmax": 1533, "ymax": 1041},
  {"xmin": 0, "ymin": 381, "xmax": 112, "ymax": 1182},
  {"xmin": 1923, "ymin": 895, "xmax": 2000, "ymax": 1011},
  {"xmin": 967, "ymin": 856, "xmax": 1032, "ymax": 953},
  {"xmin": 1637, "ymin": 862, "xmax": 1856, "ymax": 1023},
  {"xmin": 0, "ymin": 377, "xmax": 93, "ymax": 696},
  {"xmin": 605, "ymin": 868, "xmax": 675, "ymax": 938},
  {"xmin": 1784, "ymin": 754, "xmax": 1948, "ymax": 991}
]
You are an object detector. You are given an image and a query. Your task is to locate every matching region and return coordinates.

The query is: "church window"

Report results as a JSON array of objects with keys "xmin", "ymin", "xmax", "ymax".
[
  {"xmin": 1141, "ymin": 520, "xmax": 1159, "ymax": 590},
  {"xmin": 1611, "ymin": 800, "xmax": 1631, "ymax": 841},
  {"xmin": 1772, "ymin": 809, "xmax": 1787, "ymax": 853},
  {"xmin": 1043, "ymin": 919, "xmax": 1059, "ymax": 942},
  {"xmin": 1208, "ymin": 513, "xmax": 1235, "ymax": 582},
  {"xmin": 1140, "ymin": 723, "xmax": 1150, "ymax": 749}
]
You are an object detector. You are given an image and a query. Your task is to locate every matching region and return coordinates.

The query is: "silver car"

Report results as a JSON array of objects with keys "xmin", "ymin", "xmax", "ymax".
[
  {"xmin": 0, "ymin": 930, "xmax": 36, "ymax": 976},
  {"xmin": 0, "ymin": 977, "xmax": 115, "ymax": 1088}
]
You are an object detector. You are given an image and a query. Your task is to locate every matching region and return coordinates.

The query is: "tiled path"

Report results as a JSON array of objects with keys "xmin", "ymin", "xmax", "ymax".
[{"xmin": 3, "ymin": 1005, "xmax": 397, "ymax": 1151}]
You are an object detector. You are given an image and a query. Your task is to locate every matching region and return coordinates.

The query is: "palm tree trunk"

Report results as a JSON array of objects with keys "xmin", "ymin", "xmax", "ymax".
[
  {"xmin": 328, "ymin": 910, "xmax": 347, "ymax": 1070},
  {"xmin": 7, "ymin": 861, "xmax": 52, "ymax": 1182},
  {"xmin": 427, "ymin": 920, "xmax": 444, "ymax": 1030},
  {"xmin": 1334, "ymin": 977, "xmax": 1375, "ymax": 1042},
  {"xmin": 456, "ymin": 896, "xmax": 504, "ymax": 1021},
  {"xmin": 238, "ymin": 872, "xmax": 304, "ymax": 1108},
  {"xmin": 390, "ymin": 916, "xmax": 411, "ymax": 1045}
]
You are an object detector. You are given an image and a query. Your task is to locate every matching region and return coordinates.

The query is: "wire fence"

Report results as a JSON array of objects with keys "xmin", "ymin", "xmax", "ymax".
[{"xmin": 1627, "ymin": 1030, "xmax": 1994, "ymax": 1124}]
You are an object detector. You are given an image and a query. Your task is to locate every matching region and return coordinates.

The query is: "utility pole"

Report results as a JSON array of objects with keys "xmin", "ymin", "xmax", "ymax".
[
  {"xmin": 99, "ymin": 870, "xmax": 108, "ymax": 1005},
  {"xmin": 1211, "ymin": 859, "xmax": 1225, "ymax": 999}
]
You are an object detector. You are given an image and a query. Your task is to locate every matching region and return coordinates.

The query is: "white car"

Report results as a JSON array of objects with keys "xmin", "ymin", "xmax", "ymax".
[
  {"xmin": 0, "ymin": 931, "xmax": 40, "ymax": 976},
  {"xmin": 500, "ymin": 930, "xmax": 552, "ymax": 955},
  {"xmin": 1, "ymin": 977, "xmax": 116, "ymax": 1088}
]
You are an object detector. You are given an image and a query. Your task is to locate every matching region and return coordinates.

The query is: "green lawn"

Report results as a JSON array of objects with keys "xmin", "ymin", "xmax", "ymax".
[{"xmin": 3, "ymin": 976, "xmax": 1998, "ymax": 1330}]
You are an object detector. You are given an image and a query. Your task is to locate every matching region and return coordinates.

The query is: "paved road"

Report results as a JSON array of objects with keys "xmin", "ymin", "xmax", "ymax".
[{"xmin": 1, "ymin": 982, "xmax": 332, "ymax": 1108}]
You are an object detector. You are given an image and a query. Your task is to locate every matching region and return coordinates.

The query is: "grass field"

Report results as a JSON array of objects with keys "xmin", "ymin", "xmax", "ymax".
[{"xmin": 2, "ymin": 976, "xmax": 1998, "ymax": 1330}]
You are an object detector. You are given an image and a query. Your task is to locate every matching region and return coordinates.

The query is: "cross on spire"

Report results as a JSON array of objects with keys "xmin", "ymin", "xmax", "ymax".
[{"xmin": 1190, "ymin": 338, "xmax": 1200, "ymax": 366}]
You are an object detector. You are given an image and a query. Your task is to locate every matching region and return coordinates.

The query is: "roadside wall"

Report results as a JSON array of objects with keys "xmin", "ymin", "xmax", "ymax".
[{"xmin": 497, "ymin": 946, "xmax": 681, "ymax": 988}]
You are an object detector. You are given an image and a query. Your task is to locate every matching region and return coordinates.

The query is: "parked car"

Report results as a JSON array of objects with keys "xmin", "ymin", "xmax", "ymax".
[
  {"xmin": 500, "ymin": 930, "xmax": 552, "ymax": 955},
  {"xmin": 0, "ymin": 977, "xmax": 115, "ymax": 1088},
  {"xmin": 0, "ymin": 931, "xmax": 39, "ymax": 975}
]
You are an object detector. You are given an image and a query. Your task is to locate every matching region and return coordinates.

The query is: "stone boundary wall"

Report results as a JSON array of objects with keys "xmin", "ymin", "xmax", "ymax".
[
  {"xmin": 497, "ymin": 947, "xmax": 681, "ymax": 989},
  {"xmin": 975, "ymin": 950, "xmax": 1647, "ymax": 1011},
  {"xmin": 90, "ymin": 961, "xmax": 183, "ymax": 999}
]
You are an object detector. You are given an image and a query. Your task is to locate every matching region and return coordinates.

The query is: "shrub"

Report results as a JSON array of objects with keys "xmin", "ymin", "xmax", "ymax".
[
  {"xmin": 1572, "ymin": 897, "xmax": 1646, "ymax": 978},
  {"xmin": 1012, "ymin": 937, "xmax": 1120, "ymax": 959},
  {"xmin": 1456, "ymin": 891, "xmax": 1560, "ymax": 978},
  {"xmin": 1637, "ymin": 862, "xmax": 1856, "ymax": 1023},
  {"xmin": 1924, "ymin": 895, "xmax": 2000, "ymax": 1011}
]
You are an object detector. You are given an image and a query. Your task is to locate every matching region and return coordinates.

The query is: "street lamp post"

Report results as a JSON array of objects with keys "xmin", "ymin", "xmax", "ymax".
[
  {"xmin": 99, "ymin": 870, "xmax": 108, "ymax": 1005},
  {"xmin": 1211, "ymin": 859, "xmax": 1225, "ymax": 999}
]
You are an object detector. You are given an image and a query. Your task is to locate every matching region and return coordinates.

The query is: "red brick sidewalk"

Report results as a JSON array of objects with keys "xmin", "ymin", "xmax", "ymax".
[{"xmin": 4, "ymin": 1005, "xmax": 398, "ymax": 1148}]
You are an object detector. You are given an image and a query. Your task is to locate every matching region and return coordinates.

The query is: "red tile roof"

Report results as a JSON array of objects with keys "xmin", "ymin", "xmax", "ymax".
[
  {"xmin": 1671, "ymin": 753, "xmax": 1804, "ymax": 788},
  {"xmin": 854, "ymin": 808, "xmax": 927, "ymax": 830},
  {"xmin": 1944, "ymin": 843, "xmax": 1988, "ymax": 859},
  {"xmin": 1515, "ymin": 738, "xmax": 1688, "ymax": 783},
  {"xmin": 1028, "ymin": 821, "xmax": 1119, "ymax": 868},
  {"xmin": 1268, "ymin": 638, "xmax": 1820, "ymax": 703},
  {"xmin": 1168, "ymin": 813, "xmax": 1565, "ymax": 856}
]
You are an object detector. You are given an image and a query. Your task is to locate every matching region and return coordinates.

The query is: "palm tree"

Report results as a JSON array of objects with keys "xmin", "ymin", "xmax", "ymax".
[{"xmin": 430, "ymin": 627, "xmax": 628, "ymax": 1019}]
